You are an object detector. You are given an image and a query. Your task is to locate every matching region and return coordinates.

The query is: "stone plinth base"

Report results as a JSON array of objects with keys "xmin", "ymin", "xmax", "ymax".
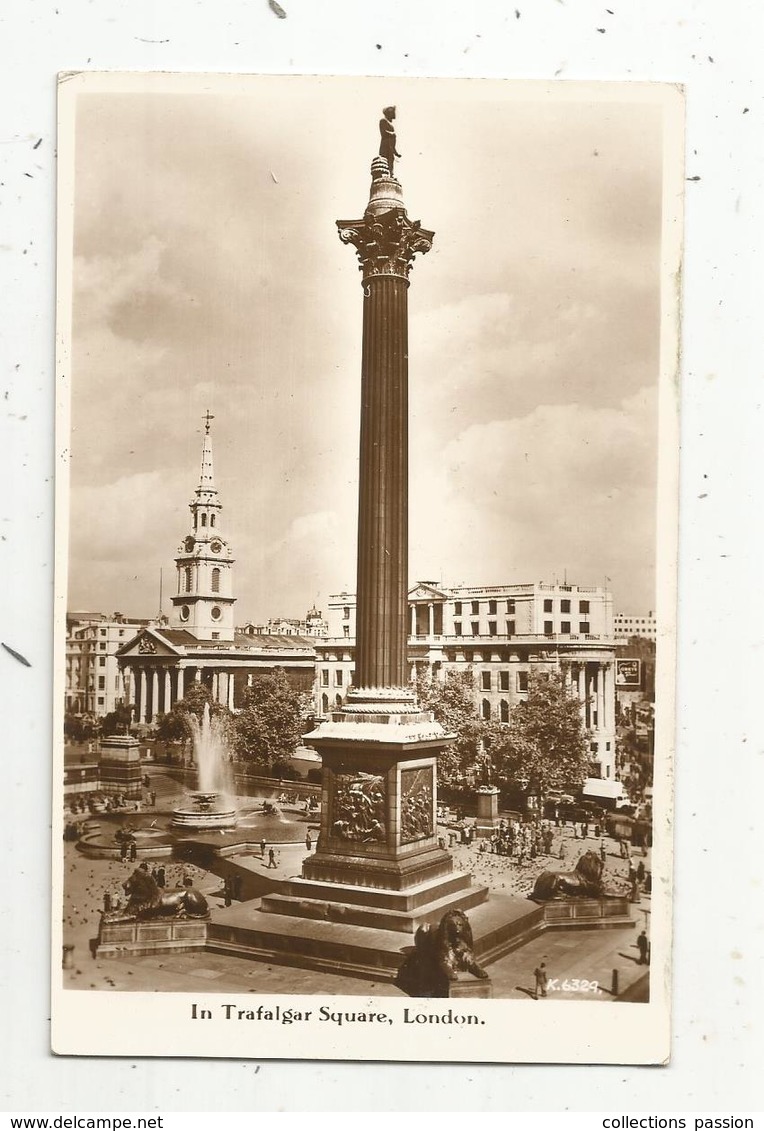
[
  {"xmin": 537, "ymin": 897, "xmax": 634, "ymax": 929},
  {"xmin": 262, "ymin": 871, "xmax": 488, "ymax": 934},
  {"xmin": 445, "ymin": 971, "xmax": 493, "ymax": 999},
  {"xmin": 95, "ymin": 916, "xmax": 209, "ymax": 958},
  {"xmin": 301, "ymin": 845, "xmax": 454, "ymax": 892},
  {"xmin": 206, "ymin": 893, "xmax": 541, "ymax": 983}
]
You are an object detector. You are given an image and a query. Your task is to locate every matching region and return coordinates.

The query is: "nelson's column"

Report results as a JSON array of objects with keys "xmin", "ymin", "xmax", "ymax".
[{"xmin": 261, "ymin": 112, "xmax": 489, "ymax": 955}]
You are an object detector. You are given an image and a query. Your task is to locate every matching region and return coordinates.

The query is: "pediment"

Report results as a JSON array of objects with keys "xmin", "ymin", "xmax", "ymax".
[
  {"xmin": 116, "ymin": 628, "xmax": 182, "ymax": 658},
  {"xmin": 408, "ymin": 582, "xmax": 449, "ymax": 602}
]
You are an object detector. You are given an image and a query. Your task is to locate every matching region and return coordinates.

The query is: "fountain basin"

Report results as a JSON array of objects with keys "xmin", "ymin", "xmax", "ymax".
[{"xmin": 171, "ymin": 791, "xmax": 237, "ymax": 830}]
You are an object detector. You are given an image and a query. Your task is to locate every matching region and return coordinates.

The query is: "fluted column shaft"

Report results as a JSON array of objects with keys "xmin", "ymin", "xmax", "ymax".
[{"xmin": 354, "ymin": 274, "xmax": 410, "ymax": 690}]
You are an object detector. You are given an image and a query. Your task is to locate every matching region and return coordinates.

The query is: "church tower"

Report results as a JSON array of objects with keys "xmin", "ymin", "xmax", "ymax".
[{"xmin": 169, "ymin": 412, "xmax": 236, "ymax": 641}]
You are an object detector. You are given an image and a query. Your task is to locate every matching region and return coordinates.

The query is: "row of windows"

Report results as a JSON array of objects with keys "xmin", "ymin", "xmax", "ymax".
[
  {"xmin": 453, "ymin": 620, "xmax": 515, "ymax": 637},
  {"xmin": 320, "ymin": 669, "xmax": 354, "ymax": 687},
  {"xmin": 322, "ymin": 667, "xmax": 530, "ymax": 694},
  {"xmin": 543, "ymin": 599, "xmax": 590, "ymax": 614},
  {"xmin": 194, "ymin": 512, "xmax": 217, "ymax": 529},
  {"xmin": 544, "ymin": 621, "xmax": 590, "ymax": 635},
  {"xmin": 183, "ymin": 567, "xmax": 222, "ymax": 593},
  {"xmin": 320, "ymin": 693, "xmax": 344, "ymax": 712},
  {"xmin": 480, "ymin": 699, "xmax": 510, "ymax": 722},
  {"xmin": 453, "ymin": 599, "xmax": 516, "ymax": 616},
  {"xmin": 479, "ymin": 670, "xmax": 528, "ymax": 692}
]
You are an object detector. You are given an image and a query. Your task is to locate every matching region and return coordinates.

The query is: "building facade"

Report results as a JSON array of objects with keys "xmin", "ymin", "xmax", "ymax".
[
  {"xmin": 116, "ymin": 417, "xmax": 316, "ymax": 724},
  {"xmin": 239, "ymin": 606, "xmax": 328, "ymax": 638},
  {"xmin": 65, "ymin": 612, "xmax": 148, "ymax": 717},
  {"xmin": 316, "ymin": 580, "xmax": 618, "ymax": 781},
  {"xmin": 614, "ymin": 611, "xmax": 657, "ymax": 643}
]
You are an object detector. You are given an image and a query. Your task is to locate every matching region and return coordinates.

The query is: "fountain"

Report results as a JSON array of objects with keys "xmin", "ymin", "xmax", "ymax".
[{"xmin": 171, "ymin": 703, "xmax": 237, "ymax": 829}]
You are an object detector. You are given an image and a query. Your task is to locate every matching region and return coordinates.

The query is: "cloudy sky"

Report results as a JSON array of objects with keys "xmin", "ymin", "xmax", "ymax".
[{"xmin": 65, "ymin": 75, "xmax": 669, "ymax": 622}]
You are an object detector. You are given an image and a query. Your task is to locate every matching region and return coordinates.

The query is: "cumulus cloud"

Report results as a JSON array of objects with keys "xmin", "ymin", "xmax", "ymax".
[
  {"xmin": 65, "ymin": 82, "xmax": 666, "ymax": 621},
  {"xmin": 410, "ymin": 386, "xmax": 657, "ymax": 609}
]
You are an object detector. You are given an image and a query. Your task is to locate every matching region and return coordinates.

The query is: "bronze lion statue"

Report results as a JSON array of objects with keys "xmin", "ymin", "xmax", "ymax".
[
  {"xmin": 106, "ymin": 870, "xmax": 209, "ymax": 923},
  {"xmin": 397, "ymin": 908, "xmax": 489, "ymax": 997},
  {"xmin": 532, "ymin": 850, "xmax": 605, "ymax": 901}
]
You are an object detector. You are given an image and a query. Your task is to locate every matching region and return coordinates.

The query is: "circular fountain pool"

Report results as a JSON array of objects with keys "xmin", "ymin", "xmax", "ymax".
[{"xmin": 171, "ymin": 790, "xmax": 237, "ymax": 830}]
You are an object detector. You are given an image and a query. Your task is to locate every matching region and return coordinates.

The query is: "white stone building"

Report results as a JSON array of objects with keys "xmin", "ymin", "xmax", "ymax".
[
  {"xmin": 65, "ymin": 612, "xmax": 147, "ymax": 717},
  {"xmin": 316, "ymin": 580, "xmax": 618, "ymax": 781},
  {"xmin": 614, "ymin": 611, "xmax": 657, "ymax": 643}
]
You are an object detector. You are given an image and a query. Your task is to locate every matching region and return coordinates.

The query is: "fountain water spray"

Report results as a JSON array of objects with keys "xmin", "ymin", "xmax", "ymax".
[{"xmin": 172, "ymin": 702, "xmax": 237, "ymax": 829}]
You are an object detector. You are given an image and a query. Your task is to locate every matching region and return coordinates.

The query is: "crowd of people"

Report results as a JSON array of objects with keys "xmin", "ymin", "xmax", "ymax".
[{"xmin": 444, "ymin": 811, "xmax": 652, "ymax": 904}]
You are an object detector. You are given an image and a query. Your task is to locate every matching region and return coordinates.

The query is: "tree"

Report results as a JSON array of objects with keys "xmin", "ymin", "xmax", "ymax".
[
  {"xmin": 486, "ymin": 668, "xmax": 590, "ymax": 805},
  {"xmin": 155, "ymin": 709, "xmax": 189, "ymax": 745},
  {"xmin": 64, "ymin": 712, "xmax": 98, "ymax": 742},
  {"xmin": 417, "ymin": 669, "xmax": 484, "ymax": 787},
  {"xmin": 233, "ymin": 670, "xmax": 304, "ymax": 768},
  {"xmin": 175, "ymin": 681, "xmax": 215, "ymax": 721}
]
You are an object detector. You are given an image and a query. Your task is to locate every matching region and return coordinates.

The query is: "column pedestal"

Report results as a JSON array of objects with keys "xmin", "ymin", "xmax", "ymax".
[{"xmin": 263, "ymin": 688, "xmax": 487, "ymax": 933}]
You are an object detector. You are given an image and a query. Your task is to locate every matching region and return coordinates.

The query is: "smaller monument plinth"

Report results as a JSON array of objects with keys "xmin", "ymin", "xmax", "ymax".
[
  {"xmin": 98, "ymin": 734, "xmax": 143, "ymax": 799},
  {"xmin": 475, "ymin": 787, "xmax": 500, "ymax": 838}
]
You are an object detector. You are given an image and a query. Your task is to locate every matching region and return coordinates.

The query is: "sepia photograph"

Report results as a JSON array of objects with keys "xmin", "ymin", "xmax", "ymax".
[{"xmin": 53, "ymin": 72, "xmax": 683, "ymax": 1062}]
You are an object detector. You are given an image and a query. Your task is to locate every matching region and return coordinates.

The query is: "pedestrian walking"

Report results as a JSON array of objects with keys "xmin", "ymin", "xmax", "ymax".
[
  {"xmin": 600, "ymin": 840, "xmax": 607, "ymax": 864},
  {"xmin": 129, "ymin": 840, "xmax": 137, "ymax": 862},
  {"xmin": 533, "ymin": 962, "xmax": 548, "ymax": 999},
  {"xmin": 260, "ymin": 837, "xmax": 267, "ymax": 858},
  {"xmin": 636, "ymin": 930, "xmax": 650, "ymax": 965},
  {"xmin": 156, "ymin": 865, "xmax": 166, "ymax": 888},
  {"xmin": 268, "ymin": 847, "xmax": 277, "ymax": 869},
  {"xmin": 150, "ymin": 790, "xmax": 157, "ymax": 807},
  {"xmin": 559, "ymin": 839, "xmax": 567, "ymax": 861},
  {"xmin": 305, "ymin": 831, "xmax": 312, "ymax": 852},
  {"xmin": 224, "ymin": 876, "xmax": 232, "ymax": 907}
]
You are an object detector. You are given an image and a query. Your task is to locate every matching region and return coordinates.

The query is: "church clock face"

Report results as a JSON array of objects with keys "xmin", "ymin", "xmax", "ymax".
[
  {"xmin": 210, "ymin": 540, "xmax": 222, "ymax": 554},
  {"xmin": 184, "ymin": 536, "xmax": 195, "ymax": 553}
]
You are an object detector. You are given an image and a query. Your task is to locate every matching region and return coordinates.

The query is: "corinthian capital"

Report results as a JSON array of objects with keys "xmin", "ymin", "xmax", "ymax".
[{"xmin": 337, "ymin": 206, "xmax": 434, "ymax": 283}]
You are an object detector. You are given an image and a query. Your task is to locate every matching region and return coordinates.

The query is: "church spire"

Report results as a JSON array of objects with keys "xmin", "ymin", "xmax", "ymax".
[
  {"xmin": 169, "ymin": 413, "xmax": 236, "ymax": 641},
  {"xmin": 197, "ymin": 410, "xmax": 217, "ymax": 499}
]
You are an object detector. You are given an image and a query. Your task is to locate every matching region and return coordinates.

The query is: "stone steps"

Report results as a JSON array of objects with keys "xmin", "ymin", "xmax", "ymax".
[
  {"xmin": 260, "ymin": 882, "xmax": 489, "ymax": 933},
  {"xmin": 277, "ymin": 870, "xmax": 477, "ymax": 912},
  {"xmin": 206, "ymin": 892, "xmax": 543, "ymax": 983}
]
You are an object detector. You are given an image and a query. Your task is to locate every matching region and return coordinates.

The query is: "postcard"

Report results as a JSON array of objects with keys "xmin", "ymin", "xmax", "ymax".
[{"xmin": 53, "ymin": 71, "xmax": 683, "ymax": 1062}]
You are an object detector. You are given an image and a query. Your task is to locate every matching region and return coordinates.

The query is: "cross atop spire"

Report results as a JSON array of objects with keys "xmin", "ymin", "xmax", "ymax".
[{"xmin": 197, "ymin": 413, "xmax": 216, "ymax": 496}]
